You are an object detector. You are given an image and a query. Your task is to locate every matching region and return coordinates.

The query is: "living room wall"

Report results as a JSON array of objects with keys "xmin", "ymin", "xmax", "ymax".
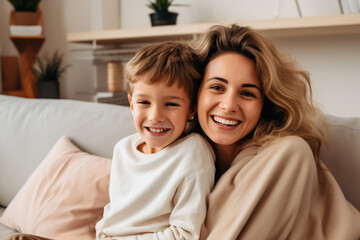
[{"xmin": 0, "ymin": 0, "xmax": 359, "ymax": 118}]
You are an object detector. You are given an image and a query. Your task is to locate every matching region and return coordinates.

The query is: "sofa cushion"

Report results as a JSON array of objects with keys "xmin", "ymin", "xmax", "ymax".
[
  {"xmin": 0, "ymin": 208, "xmax": 17, "ymax": 238},
  {"xmin": 0, "ymin": 136, "xmax": 111, "ymax": 240},
  {"xmin": 0, "ymin": 95, "xmax": 136, "ymax": 207},
  {"xmin": 320, "ymin": 115, "xmax": 360, "ymax": 211}
]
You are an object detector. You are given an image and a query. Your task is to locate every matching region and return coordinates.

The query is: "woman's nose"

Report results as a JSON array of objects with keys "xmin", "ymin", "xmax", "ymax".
[
  {"xmin": 148, "ymin": 106, "xmax": 164, "ymax": 122},
  {"xmin": 219, "ymin": 92, "xmax": 238, "ymax": 112}
]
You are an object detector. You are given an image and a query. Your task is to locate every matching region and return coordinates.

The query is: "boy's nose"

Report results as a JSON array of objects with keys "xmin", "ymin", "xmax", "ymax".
[{"xmin": 149, "ymin": 106, "xmax": 164, "ymax": 122}]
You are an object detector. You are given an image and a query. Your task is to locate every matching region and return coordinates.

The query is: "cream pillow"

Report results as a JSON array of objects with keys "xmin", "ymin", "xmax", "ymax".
[{"xmin": 0, "ymin": 136, "xmax": 111, "ymax": 240}]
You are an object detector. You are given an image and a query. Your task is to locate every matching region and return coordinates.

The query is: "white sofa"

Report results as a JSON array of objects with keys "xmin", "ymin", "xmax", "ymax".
[{"xmin": 0, "ymin": 94, "xmax": 359, "ymax": 238}]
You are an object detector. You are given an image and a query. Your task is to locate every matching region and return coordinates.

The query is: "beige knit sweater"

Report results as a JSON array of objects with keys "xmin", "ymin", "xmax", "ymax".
[{"xmin": 201, "ymin": 136, "xmax": 360, "ymax": 240}]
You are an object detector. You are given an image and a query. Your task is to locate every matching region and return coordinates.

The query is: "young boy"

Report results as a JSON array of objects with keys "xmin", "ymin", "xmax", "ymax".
[{"xmin": 96, "ymin": 41, "xmax": 215, "ymax": 239}]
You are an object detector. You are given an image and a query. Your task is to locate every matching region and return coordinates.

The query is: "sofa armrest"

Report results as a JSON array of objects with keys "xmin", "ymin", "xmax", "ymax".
[{"xmin": 320, "ymin": 115, "xmax": 360, "ymax": 211}]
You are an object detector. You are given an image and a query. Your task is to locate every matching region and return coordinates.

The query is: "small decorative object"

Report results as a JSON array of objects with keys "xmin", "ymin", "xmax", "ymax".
[
  {"xmin": 8, "ymin": 0, "xmax": 42, "ymax": 25},
  {"xmin": 107, "ymin": 62, "xmax": 124, "ymax": 93},
  {"xmin": 33, "ymin": 51, "xmax": 70, "ymax": 98},
  {"xmin": 8, "ymin": 0, "xmax": 43, "ymax": 36},
  {"xmin": 147, "ymin": 0, "xmax": 189, "ymax": 26}
]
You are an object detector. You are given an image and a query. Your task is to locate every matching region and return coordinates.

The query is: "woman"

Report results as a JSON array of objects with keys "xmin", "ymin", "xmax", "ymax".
[{"xmin": 193, "ymin": 24, "xmax": 360, "ymax": 240}]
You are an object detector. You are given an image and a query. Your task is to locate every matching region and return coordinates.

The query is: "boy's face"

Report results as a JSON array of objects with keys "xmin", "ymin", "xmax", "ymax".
[{"xmin": 128, "ymin": 77, "xmax": 192, "ymax": 154}]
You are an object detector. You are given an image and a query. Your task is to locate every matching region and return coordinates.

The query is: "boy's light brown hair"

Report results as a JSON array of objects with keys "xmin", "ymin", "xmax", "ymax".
[{"xmin": 126, "ymin": 41, "xmax": 201, "ymax": 110}]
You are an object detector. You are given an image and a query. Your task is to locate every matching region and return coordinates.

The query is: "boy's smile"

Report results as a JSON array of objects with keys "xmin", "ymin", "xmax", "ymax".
[
  {"xmin": 128, "ymin": 78, "xmax": 192, "ymax": 154},
  {"xmin": 146, "ymin": 127, "xmax": 170, "ymax": 134}
]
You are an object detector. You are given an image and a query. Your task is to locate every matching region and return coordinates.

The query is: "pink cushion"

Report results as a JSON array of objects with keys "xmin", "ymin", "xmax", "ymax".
[{"xmin": 0, "ymin": 136, "xmax": 111, "ymax": 240}]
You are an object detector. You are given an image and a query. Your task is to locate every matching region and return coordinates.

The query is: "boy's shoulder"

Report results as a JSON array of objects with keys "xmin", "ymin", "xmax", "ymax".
[
  {"xmin": 175, "ymin": 133, "xmax": 210, "ymax": 149},
  {"xmin": 115, "ymin": 133, "xmax": 141, "ymax": 148},
  {"xmin": 174, "ymin": 133, "xmax": 215, "ymax": 161}
]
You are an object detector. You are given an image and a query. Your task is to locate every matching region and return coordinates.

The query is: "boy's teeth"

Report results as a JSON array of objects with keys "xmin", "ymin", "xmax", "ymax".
[
  {"xmin": 213, "ymin": 116, "xmax": 239, "ymax": 126},
  {"xmin": 149, "ymin": 128, "xmax": 167, "ymax": 133}
]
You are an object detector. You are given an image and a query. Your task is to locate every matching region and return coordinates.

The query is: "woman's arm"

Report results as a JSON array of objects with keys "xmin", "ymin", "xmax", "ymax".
[{"xmin": 202, "ymin": 136, "xmax": 317, "ymax": 240}]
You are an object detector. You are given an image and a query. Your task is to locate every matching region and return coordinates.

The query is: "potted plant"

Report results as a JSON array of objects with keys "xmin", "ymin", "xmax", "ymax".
[
  {"xmin": 147, "ymin": 0, "xmax": 188, "ymax": 26},
  {"xmin": 8, "ymin": 0, "xmax": 42, "ymax": 25},
  {"xmin": 33, "ymin": 51, "xmax": 70, "ymax": 99}
]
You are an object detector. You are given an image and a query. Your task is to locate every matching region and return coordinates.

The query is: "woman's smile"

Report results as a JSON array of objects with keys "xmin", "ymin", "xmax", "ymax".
[
  {"xmin": 211, "ymin": 115, "xmax": 241, "ymax": 127},
  {"xmin": 197, "ymin": 52, "xmax": 264, "ymax": 148}
]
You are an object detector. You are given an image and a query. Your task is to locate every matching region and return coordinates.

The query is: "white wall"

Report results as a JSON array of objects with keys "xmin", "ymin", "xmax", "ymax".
[
  {"xmin": 0, "ymin": 0, "xmax": 359, "ymax": 117},
  {"xmin": 273, "ymin": 34, "xmax": 360, "ymax": 118}
]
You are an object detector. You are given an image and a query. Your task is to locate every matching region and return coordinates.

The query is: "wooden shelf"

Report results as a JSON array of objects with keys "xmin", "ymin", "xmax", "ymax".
[
  {"xmin": 2, "ymin": 89, "xmax": 27, "ymax": 97},
  {"xmin": 67, "ymin": 13, "xmax": 360, "ymax": 46},
  {"xmin": 2, "ymin": 8, "xmax": 45, "ymax": 98},
  {"xmin": 10, "ymin": 35, "xmax": 45, "ymax": 40},
  {"xmin": 7, "ymin": 36, "xmax": 45, "ymax": 98}
]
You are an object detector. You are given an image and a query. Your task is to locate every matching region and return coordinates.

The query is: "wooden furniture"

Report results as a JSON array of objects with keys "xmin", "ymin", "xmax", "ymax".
[
  {"xmin": 1, "ymin": 56, "xmax": 20, "ymax": 91},
  {"xmin": 2, "ymin": 36, "xmax": 45, "ymax": 98},
  {"xmin": 67, "ymin": 13, "xmax": 360, "ymax": 46},
  {"xmin": 2, "ymin": 8, "xmax": 45, "ymax": 98}
]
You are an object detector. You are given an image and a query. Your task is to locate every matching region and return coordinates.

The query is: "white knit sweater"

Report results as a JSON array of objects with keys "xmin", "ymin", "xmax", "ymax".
[{"xmin": 96, "ymin": 133, "xmax": 215, "ymax": 240}]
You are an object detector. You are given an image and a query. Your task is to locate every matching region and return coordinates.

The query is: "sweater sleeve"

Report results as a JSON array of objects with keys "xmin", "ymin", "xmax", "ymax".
[
  {"xmin": 153, "ymin": 165, "xmax": 215, "ymax": 240},
  {"xmin": 201, "ymin": 136, "xmax": 318, "ymax": 240}
]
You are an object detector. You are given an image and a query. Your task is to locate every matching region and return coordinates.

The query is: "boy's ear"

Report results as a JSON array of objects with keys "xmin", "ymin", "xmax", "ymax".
[
  {"xmin": 128, "ymin": 94, "xmax": 133, "ymax": 111},
  {"xmin": 188, "ymin": 111, "xmax": 195, "ymax": 121},
  {"xmin": 188, "ymin": 105, "xmax": 197, "ymax": 120}
]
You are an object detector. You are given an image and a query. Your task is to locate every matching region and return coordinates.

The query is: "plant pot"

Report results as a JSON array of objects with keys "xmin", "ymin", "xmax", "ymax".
[
  {"xmin": 37, "ymin": 81, "xmax": 60, "ymax": 99},
  {"xmin": 11, "ymin": 10, "xmax": 40, "ymax": 25},
  {"xmin": 150, "ymin": 12, "xmax": 178, "ymax": 26}
]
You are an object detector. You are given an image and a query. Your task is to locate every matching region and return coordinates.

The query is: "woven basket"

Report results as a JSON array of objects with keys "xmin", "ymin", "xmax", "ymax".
[{"xmin": 107, "ymin": 62, "xmax": 124, "ymax": 92}]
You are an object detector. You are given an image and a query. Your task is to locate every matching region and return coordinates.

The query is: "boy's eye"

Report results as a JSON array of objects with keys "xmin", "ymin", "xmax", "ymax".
[
  {"xmin": 166, "ymin": 102, "xmax": 180, "ymax": 107},
  {"xmin": 137, "ymin": 100, "xmax": 150, "ymax": 105}
]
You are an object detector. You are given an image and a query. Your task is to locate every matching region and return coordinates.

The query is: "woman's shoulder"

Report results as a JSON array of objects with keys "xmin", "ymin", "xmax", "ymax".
[
  {"xmin": 249, "ymin": 135, "xmax": 315, "ymax": 170},
  {"xmin": 260, "ymin": 135, "xmax": 312, "ymax": 154}
]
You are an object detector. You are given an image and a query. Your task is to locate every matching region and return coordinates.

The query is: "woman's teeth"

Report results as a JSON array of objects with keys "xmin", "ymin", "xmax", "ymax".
[{"xmin": 213, "ymin": 116, "xmax": 239, "ymax": 126}]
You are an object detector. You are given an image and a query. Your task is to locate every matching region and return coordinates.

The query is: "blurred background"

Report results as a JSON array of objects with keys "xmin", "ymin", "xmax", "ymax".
[{"xmin": 0, "ymin": 0, "xmax": 359, "ymax": 117}]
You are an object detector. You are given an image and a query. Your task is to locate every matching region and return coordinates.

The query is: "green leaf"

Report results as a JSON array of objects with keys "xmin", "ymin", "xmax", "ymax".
[
  {"xmin": 33, "ymin": 51, "xmax": 70, "ymax": 82},
  {"xmin": 8, "ymin": 0, "xmax": 41, "ymax": 12},
  {"xmin": 147, "ymin": 0, "xmax": 187, "ymax": 13}
]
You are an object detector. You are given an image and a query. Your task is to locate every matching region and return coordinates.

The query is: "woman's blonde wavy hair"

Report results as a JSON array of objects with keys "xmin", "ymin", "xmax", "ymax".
[{"xmin": 193, "ymin": 24, "xmax": 328, "ymax": 162}]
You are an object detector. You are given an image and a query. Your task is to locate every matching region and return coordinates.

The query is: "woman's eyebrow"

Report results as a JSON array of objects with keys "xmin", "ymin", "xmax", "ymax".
[
  {"xmin": 242, "ymin": 83, "xmax": 261, "ymax": 91},
  {"xmin": 207, "ymin": 77, "xmax": 261, "ymax": 91},
  {"xmin": 207, "ymin": 77, "xmax": 228, "ymax": 83}
]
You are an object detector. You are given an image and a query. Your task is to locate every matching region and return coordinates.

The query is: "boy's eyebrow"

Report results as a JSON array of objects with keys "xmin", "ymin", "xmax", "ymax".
[
  {"xmin": 207, "ymin": 77, "xmax": 261, "ymax": 91},
  {"xmin": 133, "ymin": 93, "xmax": 186, "ymax": 102},
  {"xmin": 167, "ymin": 96, "xmax": 186, "ymax": 102}
]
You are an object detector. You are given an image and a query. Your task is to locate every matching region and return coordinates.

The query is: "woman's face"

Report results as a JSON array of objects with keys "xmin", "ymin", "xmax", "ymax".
[{"xmin": 197, "ymin": 52, "xmax": 264, "ymax": 149}]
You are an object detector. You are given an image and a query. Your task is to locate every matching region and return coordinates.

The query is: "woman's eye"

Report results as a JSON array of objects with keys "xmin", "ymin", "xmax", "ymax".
[
  {"xmin": 210, "ymin": 85, "xmax": 223, "ymax": 91},
  {"xmin": 241, "ymin": 91, "xmax": 256, "ymax": 98}
]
